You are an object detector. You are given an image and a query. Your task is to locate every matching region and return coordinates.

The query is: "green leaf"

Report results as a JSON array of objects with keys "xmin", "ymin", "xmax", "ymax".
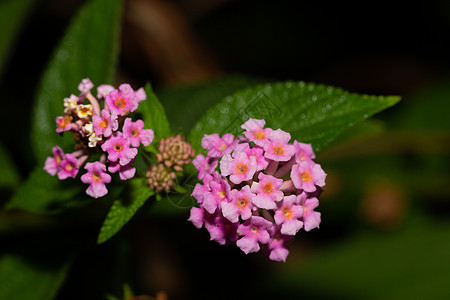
[
  {"xmin": 97, "ymin": 178, "xmax": 154, "ymax": 244},
  {"xmin": 0, "ymin": 0, "xmax": 34, "ymax": 77},
  {"xmin": 138, "ymin": 84, "xmax": 172, "ymax": 151},
  {"xmin": 188, "ymin": 81, "xmax": 401, "ymax": 153},
  {"xmin": 31, "ymin": 0, "xmax": 123, "ymax": 163},
  {"xmin": 0, "ymin": 140, "xmax": 20, "ymax": 190},
  {"xmin": 6, "ymin": 167, "xmax": 91, "ymax": 214},
  {"xmin": 0, "ymin": 253, "xmax": 71, "ymax": 300},
  {"xmin": 158, "ymin": 74, "xmax": 264, "ymax": 133}
]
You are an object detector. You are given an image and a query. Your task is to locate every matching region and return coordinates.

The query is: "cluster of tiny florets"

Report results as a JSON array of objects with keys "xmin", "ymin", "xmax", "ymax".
[
  {"xmin": 157, "ymin": 135, "xmax": 196, "ymax": 172},
  {"xmin": 189, "ymin": 118, "xmax": 326, "ymax": 262},
  {"xmin": 146, "ymin": 164, "xmax": 177, "ymax": 193},
  {"xmin": 146, "ymin": 135, "xmax": 195, "ymax": 193},
  {"xmin": 44, "ymin": 78, "xmax": 154, "ymax": 198}
]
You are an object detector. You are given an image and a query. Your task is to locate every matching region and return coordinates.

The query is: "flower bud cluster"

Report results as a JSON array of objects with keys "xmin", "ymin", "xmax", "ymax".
[
  {"xmin": 44, "ymin": 78, "xmax": 154, "ymax": 198},
  {"xmin": 189, "ymin": 118, "xmax": 326, "ymax": 262},
  {"xmin": 146, "ymin": 135, "xmax": 195, "ymax": 193}
]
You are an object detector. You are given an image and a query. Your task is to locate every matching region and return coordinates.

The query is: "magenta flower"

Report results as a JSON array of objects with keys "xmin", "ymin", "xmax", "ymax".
[
  {"xmin": 220, "ymin": 152, "xmax": 257, "ymax": 184},
  {"xmin": 93, "ymin": 109, "xmax": 118, "ymax": 138},
  {"xmin": 251, "ymin": 173, "xmax": 284, "ymax": 209},
  {"xmin": 117, "ymin": 83, "xmax": 146, "ymax": 112},
  {"xmin": 96, "ymin": 84, "xmax": 115, "ymax": 99},
  {"xmin": 221, "ymin": 186, "xmax": 255, "ymax": 223},
  {"xmin": 188, "ymin": 206, "xmax": 205, "ymax": 229},
  {"xmin": 44, "ymin": 146, "xmax": 65, "ymax": 176},
  {"xmin": 204, "ymin": 212, "xmax": 239, "ymax": 245},
  {"xmin": 263, "ymin": 129, "xmax": 296, "ymax": 162},
  {"xmin": 291, "ymin": 160, "xmax": 326, "ymax": 193},
  {"xmin": 108, "ymin": 160, "xmax": 136, "ymax": 180},
  {"xmin": 78, "ymin": 78, "xmax": 94, "ymax": 94},
  {"xmin": 300, "ymin": 196, "xmax": 321, "ymax": 231},
  {"xmin": 202, "ymin": 177, "xmax": 231, "ymax": 214},
  {"xmin": 201, "ymin": 133, "xmax": 237, "ymax": 158},
  {"xmin": 44, "ymin": 78, "xmax": 152, "ymax": 199},
  {"xmin": 105, "ymin": 84, "xmax": 145, "ymax": 116},
  {"xmin": 293, "ymin": 141, "xmax": 315, "ymax": 163},
  {"xmin": 274, "ymin": 194, "xmax": 304, "ymax": 235},
  {"xmin": 57, "ymin": 153, "xmax": 79, "ymax": 180},
  {"xmin": 236, "ymin": 216, "xmax": 273, "ymax": 254},
  {"xmin": 55, "ymin": 115, "xmax": 72, "ymax": 133},
  {"xmin": 80, "ymin": 162, "xmax": 111, "ymax": 198},
  {"xmin": 101, "ymin": 132, "xmax": 137, "ymax": 166},
  {"xmin": 189, "ymin": 117, "xmax": 326, "ymax": 261},
  {"xmin": 265, "ymin": 225, "xmax": 293, "ymax": 262},
  {"xmin": 241, "ymin": 118, "xmax": 273, "ymax": 147},
  {"xmin": 122, "ymin": 118, "xmax": 154, "ymax": 147},
  {"xmin": 192, "ymin": 154, "xmax": 218, "ymax": 180},
  {"xmin": 191, "ymin": 182, "xmax": 210, "ymax": 205},
  {"xmin": 245, "ymin": 145, "xmax": 268, "ymax": 171}
]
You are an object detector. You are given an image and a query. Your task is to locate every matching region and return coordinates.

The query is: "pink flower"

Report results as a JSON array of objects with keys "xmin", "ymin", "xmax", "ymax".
[
  {"xmin": 251, "ymin": 173, "xmax": 284, "ymax": 209},
  {"xmin": 290, "ymin": 160, "xmax": 326, "ymax": 193},
  {"xmin": 101, "ymin": 132, "xmax": 138, "ymax": 166},
  {"xmin": 202, "ymin": 177, "xmax": 231, "ymax": 214},
  {"xmin": 93, "ymin": 109, "xmax": 118, "ymax": 138},
  {"xmin": 122, "ymin": 118, "xmax": 154, "ymax": 147},
  {"xmin": 191, "ymin": 182, "xmax": 210, "ymax": 205},
  {"xmin": 204, "ymin": 212, "xmax": 239, "ymax": 245},
  {"xmin": 241, "ymin": 118, "xmax": 273, "ymax": 147},
  {"xmin": 263, "ymin": 129, "xmax": 296, "ymax": 162},
  {"xmin": 80, "ymin": 162, "xmax": 111, "ymax": 198},
  {"xmin": 44, "ymin": 146, "xmax": 65, "ymax": 176},
  {"xmin": 300, "ymin": 196, "xmax": 321, "ymax": 231},
  {"xmin": 265, "ymin": 225, "xmax": 293, "ymax": 262},
  {"xmin": 221, "ymin": 186, "xmax": 255, "ymax": 223},
  {"xmin": 201, "ymin": 133, "xmax": 237, "ymax": 158},
  {"xmin": 236, "ymin": 216, "xmax": 273, "ymax": 254},
  {"xmin": 78, "ymin": 78, "xmax": 94, "ymax": 94},
  {"xmin": 234, "ymin": 143, "xmax": 268, "ymax": 171},
  {"xmin": 57, "ymin": 153, "xmax": 79, "ymax": 180},
  {"xmin": 96, "ymin": 84, "xmax": 115, "ymax": 99},
  {"xmin": 274, "ymin": 195, "xmax": 304, "ymax": 235},
  {"xmin": 105, "ymin": 84, "xmax": 146, "ymax": 116},
  {"xmin": 188, "ymin": 206, "xmax": 205, "ymax": 229},
  {"xmin": 55, "ymin": 115, "xmax": 72, "ymax": 133},
  {"xmin": 108, "ymin": 160, "xmax": 136, "ymax": 180},
  {"xmin": 192, "ymin": 154, "xmax": 218, "ymax": 180},
  {"xmin": 293, "ymin": 141, "xmax": 315, "ymax": 163},
  {"xmin": 220, "ymin": 152, "xmax": 257, "ymax": 184}
]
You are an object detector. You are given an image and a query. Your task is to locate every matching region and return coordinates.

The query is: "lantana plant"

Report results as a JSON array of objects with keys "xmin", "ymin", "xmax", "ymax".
[
  {"xmin": 189, "ymin": 118, "xmax": 326, "ymax": 262},
  {"xmin": 43, "ymin": 78, "xmax": 154, "ymax": 198}
]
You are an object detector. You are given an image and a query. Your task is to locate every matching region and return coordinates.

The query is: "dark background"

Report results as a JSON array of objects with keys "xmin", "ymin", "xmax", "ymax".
[{"xmin": 1, "ymin": 0, "xmax": 450, "ymax": 299}]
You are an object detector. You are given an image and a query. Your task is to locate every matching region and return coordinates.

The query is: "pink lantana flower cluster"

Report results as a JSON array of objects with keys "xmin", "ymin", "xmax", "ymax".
[
  {"xmin": 43, "ymin": 78, "xmax": 154, "ymax": 198},
  {"xmin": 189, "ymin": 118, "xmax": 326, "ymax": 262}
]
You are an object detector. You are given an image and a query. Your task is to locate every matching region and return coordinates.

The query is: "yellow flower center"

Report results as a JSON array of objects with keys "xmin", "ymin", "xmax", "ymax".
[
  {"xmin": 131, "ymin": 128, "xmax": 139, "ymax": 137},
  {"xmin": 59, "ymin": 115, "xmax": 72, "ymax": 129},
  {"xmin": 300, "ymin": 171, "xmax": 312, "ymax": 182},
  {"xmin": 114, "ymin": 144, "xmax": 123, "ymax": 152},
  {"xmin": 273, "ymin": 145, "xmax": 285, "ymax": 156},
  {"xmin": 219, "ymin": 144, "xmax": 227, "ymax": 151},
  {"xmin": 99, "ymin": 119, "xmax": 108, "ymax": 129},
  {"xmin": 282, "ymin": 206, "xmax": 293, "ymax": 219},
  {"xmin": 254, "ymin": 130, "xmax": 265, "ymax": 140},
  {"xmin": 218, "ymin": 190, "xmax": 226, "ymax": 199},
  {"xmin": 236, "ymin": 162, "xmax": 248, "ymax": 174},
  {"xmin": 92, "ymin": 171, "xmax": 101, "ymax": 182},
  {"xmin": 65, "ymin": 163, "xmax": 74, "ymax": 172},
  {"xmin": 263, "ymin": 182, "xmax": 273, "ymax": 194},
  {"xmin": 115, "ymin": 97, "xmax": 126, "ymax": 108},
  {"xmin": 237, "ymin": 198, "xmax": 249, "ymax": 208}
]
